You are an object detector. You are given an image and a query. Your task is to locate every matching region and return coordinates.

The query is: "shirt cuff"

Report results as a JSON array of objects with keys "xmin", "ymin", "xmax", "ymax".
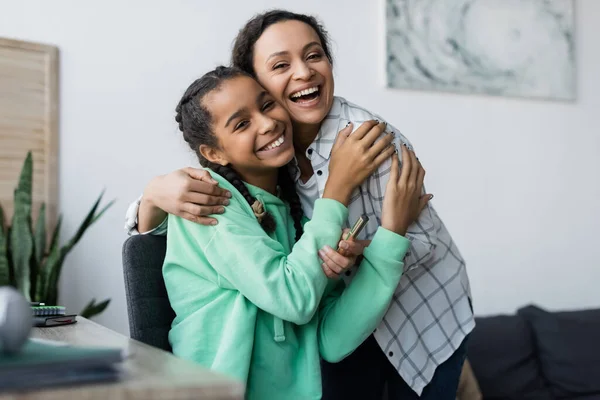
[
  {"xmin": 124, "ymin": 195, "xmax": 169, "ymax": 236},
  {"xmin": 124, "ymin": 195, "xmax": 143, "ymax": 236}
]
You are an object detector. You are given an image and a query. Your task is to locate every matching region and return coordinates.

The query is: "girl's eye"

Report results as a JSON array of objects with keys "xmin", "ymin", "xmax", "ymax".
[
  {"xmin": 235, "ymin": 120, "xmax": 249, "ymax": 130},
  {"xmin": 262, "ymin": 101, "xmax": 275, "ymax": 111}
]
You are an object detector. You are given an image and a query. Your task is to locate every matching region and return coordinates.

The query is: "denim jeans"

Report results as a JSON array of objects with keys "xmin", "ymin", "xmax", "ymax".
[{"xmin": 321, "ymin": 334, "xmax": 469, "ymax": 400}]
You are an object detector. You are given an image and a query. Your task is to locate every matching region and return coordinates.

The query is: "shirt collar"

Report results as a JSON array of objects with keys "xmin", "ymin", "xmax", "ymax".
[
  {"xmin": 311, "ymin": 97, "xmax": 347, "ymax": 160},
  {"xmin": 288, "ymin": 97, "xmax": 348, "ymax": 182}
]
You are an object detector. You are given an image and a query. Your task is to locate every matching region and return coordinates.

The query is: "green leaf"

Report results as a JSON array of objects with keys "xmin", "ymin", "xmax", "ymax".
[
  {"xmin": 33, "ymin": 203, "xmax": 46, "ymax": 266},
  {"xmin": 31, "ymin": 203, "xmax": 46, "ymax": 300},
  {"xmin": 6, "ymin": 225, "xmax": 14, "ymax": 286},
  {"xmin": 0, "ymin": 204, "xmax": 9, "ymax": 286},
  {"xmin": 79, "ymin": 298, "xmax": 110, "ymax": 319},
  {"xmin": 45, "ymin": 193, "xmax": 114, "ymax": 304},
  {"xmin": 10, "ymin": 152, "xmax": 34, "ymax": 301},
  {"xmin": 36, "ymin": 216, "xmax": 61, "ymax": 302},
  {"xmin": 63, "ymin": 192, "xmax": 113, "ymax": 253}
]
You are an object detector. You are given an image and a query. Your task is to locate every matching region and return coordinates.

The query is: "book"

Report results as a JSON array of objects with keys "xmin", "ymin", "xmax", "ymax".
[
  {"xmin": 34, "ymin": 314, "xmax": 77, "ymax": 327},
  {"xmin": 0, "ymin": 339, "xmax": 125, "ymax": 392}
]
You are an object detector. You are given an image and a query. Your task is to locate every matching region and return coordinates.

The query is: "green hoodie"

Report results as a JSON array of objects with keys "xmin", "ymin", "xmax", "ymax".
[{"xmin": 163, "ymin": 171, "xmax": 410, "ymax": 399}]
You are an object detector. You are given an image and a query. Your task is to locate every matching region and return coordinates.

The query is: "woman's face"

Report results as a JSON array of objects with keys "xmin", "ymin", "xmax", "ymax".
[
  {"xmin": 200, "ymin": 76, "xmax": 294, "ymax": 179},
  {"xmin": 252, "ymin": 20, "xmax": 334, "ymax": 129}
]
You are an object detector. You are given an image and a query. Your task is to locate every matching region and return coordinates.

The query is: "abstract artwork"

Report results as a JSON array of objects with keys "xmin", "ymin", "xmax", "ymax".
[{"xmin": 386, "ymin": 0, "xmax": 576, "ymax": 101}]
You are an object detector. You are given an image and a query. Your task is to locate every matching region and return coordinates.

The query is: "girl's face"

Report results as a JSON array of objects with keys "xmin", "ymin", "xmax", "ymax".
[
  {"xmin": 200, "ymin": 76, "xmax": 294, "ymax": 179},
  {"xmin": 252, "ymin": 20, "xmax": 334, "ymax": 129}
]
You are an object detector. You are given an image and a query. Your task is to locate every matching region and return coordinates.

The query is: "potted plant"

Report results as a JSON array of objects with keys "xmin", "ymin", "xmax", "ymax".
[{"xmin": 0, "ymin": 152, "xmax": 113, "ymax": 318}]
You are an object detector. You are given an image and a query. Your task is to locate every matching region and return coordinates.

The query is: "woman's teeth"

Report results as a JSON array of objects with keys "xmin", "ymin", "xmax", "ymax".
[
  {"xmin": 290, "ymin": 86, "xmax": 319, "ymax": 100},
  {"xmin": 261, "ymin": 135, "xmax": 285, "ymax": 151}
]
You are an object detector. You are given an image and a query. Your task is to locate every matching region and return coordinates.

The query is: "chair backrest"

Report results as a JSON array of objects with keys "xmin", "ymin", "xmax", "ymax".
[{"xmin": 122, "ymin": 235, "xmax": 175, "ymax": 352}]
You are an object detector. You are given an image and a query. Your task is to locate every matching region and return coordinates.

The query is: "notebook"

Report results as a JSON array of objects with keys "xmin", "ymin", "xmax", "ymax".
[{"xmin": 31, "ymin": 305, "xmax": 66, "ymax": 316}]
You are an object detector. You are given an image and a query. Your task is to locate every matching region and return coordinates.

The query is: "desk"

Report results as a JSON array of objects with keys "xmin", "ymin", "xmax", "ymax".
[{"xmin": 0, "ymin": 317, "xmax": 245, "ymax": 400}]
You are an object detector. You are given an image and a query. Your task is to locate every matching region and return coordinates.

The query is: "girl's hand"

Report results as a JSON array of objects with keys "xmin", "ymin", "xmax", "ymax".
[
  {"xmin": 318, "ymin": 229, "xmax": 371, "ymax": 279},
  {"xmin": 381, "ymin": 145, "xmax": 432, "ymax": 236},
  {"xmin": 323, "ymin": 120, "xmax": 395, "ymax": 205},
  {"xmin": 142, "ymin": 167, "xmax": 232, "ymax": 226}
]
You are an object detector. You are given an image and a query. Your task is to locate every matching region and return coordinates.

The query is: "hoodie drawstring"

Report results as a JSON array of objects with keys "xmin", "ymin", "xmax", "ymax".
[{"xmin": 274, "ymin": 317, "xmax": 285, "ymax": 342}]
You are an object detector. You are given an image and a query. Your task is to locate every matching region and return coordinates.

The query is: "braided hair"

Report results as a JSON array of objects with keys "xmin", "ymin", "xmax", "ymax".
[{"xmin": 175, "ymin": 66, "xmax": 303, "ymax": 240}]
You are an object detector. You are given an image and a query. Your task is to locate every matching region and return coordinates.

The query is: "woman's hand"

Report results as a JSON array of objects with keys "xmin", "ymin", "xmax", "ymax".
[
  {"xmin": 323, "ymin": 120, "xmax": 395, "ymax": 205},
  {"xmin": 139, "ymin": 167, "xmax": 232, "ymax": 230},
  {"xmin": 381, "ymin": 145, "xmax": 432, "ymax": 236},
  {"xmin": 318, "ymin": 229, "xmax": 371, "ymax": 279}
]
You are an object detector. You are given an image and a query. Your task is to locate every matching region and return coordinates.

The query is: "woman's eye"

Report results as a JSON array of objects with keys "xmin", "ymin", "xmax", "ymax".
[
  {"xmin": 262, "ymin": 101, "xmax": 274, "ymax": 111},
  {"xmin": 273, "ymin": 63, "xmax": 288, "ymax": 70},
  {"xmin": 307, "ymin": 53, "xmax": 322, "ymax": 60},
  {"xmin": 235, "ymin": 120, "xmax": 249, "ymax": 130}
]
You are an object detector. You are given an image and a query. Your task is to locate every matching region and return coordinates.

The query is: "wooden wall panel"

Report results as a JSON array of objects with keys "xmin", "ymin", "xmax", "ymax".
[{"xmin": 0, "ymin": 38, "xmax": 58, "ymax": 229}]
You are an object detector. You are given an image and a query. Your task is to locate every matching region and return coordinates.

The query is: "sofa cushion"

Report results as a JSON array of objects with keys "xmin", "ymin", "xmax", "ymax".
[
  {"xmin": 467, "ymin": 313, "xmax": 553, "ymax": 399},
  {"xmin": 518, "ymin": 305, "xmax": 600, "ymax": 398}
]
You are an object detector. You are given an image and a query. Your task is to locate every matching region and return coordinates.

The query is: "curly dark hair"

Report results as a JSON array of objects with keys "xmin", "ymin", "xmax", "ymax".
[
  {"xmin": 231, "ymin": 9, "xmax": 333, "ymax": 77},
  {"xmin": 175, "ymin": 65, "xmax": 304, "ymax": 240}
]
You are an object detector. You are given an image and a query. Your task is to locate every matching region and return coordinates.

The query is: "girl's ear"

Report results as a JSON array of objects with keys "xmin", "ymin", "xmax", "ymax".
[{"xmin": 199, "ymin": 144, "xmax": 229, "ymax": 166}]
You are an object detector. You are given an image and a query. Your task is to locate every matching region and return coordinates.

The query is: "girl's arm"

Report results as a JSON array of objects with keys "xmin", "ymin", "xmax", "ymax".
[
  {"xmin": 318, "ymin": 227, "xmax": 410, "ymax": 362},
  {"xmin": 318, "ymin": 146, "xmax": 428, "ymax": 361},
  {"xmin": 169, "ymin": 197, "xmax": 348, "ymax": 325}
]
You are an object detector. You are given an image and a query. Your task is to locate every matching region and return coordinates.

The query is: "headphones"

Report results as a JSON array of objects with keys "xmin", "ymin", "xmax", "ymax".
[{"xmin": 0, "ymin": 286, "xmax": 32, "ymax": 355}]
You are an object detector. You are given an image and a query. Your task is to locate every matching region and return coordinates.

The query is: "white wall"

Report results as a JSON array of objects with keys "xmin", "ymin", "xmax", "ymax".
[{"xmin": 1, "ymin": 0, "xmax": 598, "ymax": 335}]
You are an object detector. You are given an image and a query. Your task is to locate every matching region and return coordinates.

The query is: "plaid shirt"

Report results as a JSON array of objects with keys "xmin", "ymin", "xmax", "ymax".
[
  {"xmin": 124, "ymin": 96, "xmax": 474, "ymax": 395},
  {"xmin": 290, "ymin": 97, "xmax": 474, "ymax": 395}
]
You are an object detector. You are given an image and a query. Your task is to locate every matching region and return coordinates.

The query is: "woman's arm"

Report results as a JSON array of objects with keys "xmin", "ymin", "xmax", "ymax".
[
  {"xmin": 171, "ymin": 197, "xmax": 348, "ymax": 325},
  {"xmin": 125, "ymin": 167, "xmax": 232, "ymax": 235},
  {"xmin": 130, "ymin": 121, "xmax": 393, "ymax": 234}
]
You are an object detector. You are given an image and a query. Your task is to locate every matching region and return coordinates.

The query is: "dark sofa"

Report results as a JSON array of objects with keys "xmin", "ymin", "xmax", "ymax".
[{"xmin": 467, "ymin": 305, "xmax": 600, "ymax": 400}]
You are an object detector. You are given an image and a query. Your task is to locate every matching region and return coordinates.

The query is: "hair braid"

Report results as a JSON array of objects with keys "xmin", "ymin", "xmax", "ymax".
[
  {"xmin": 277, "ymin": 166, "xmax": 304, "ymax": 242},
  {"xmin": 209, "ymin": 163, "xmax": 276, "ymax": 234}
]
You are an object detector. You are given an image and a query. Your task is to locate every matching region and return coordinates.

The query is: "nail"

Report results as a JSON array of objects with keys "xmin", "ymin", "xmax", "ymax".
[
  {"xmin": 374, "ymin": 119, "xmax": 379, "ymax": 124},
  {"xmin": 318, "ymin": 250, "xmax": 325, "ymax": 257},
  {"xmin": 225, "ymin": 191, "xmax": 232, "ymax": 198},
  {"xmin": 211, "ymin": 220, "xmax": 218, "ymax": 226},
  {"xmin": 210, "ymin": 179, "xmax": 218, "ymax": 184},
  {"xmin": 339, "ymin": 241, "xmax": 349, "ymax": 249},
  {"xmin": 346, "ymin": 121, "xmax": 351, "ymax": 126},
  {"xmin": 429, "ymin": 194, "xmax": 434, "ymax": 200},
  {"xmin": 217, "ymin": 207, "xmax": 225, "ymax": 213},
  {"xmin": 223, "ymin": 199, "xmax": 230, "ymax": 205},
  {"xmin": 403, "ymin": 143, "xmax": 407, "ymax": 147}
]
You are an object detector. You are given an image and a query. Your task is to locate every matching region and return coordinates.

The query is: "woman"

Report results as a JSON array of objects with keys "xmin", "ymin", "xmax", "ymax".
[
  {"xmin": 126, "ymin": 10, "xmax": 473, "ymax": 400},
  {"xmin": 164, "ymin": 65, "xmax": 426, "ymax": 399}
]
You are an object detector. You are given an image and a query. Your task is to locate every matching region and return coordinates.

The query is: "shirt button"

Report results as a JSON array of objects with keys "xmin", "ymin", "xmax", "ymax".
[
  {"xmin": 317, "ymin": 170, "xmax": 323, "ymax": 176},
  {"xmin": 307, "ymin": 149, "xmax": 313, "ymax": 155},
  {"xmin": 388, "ymin": 351, "xmax": 394, "ymax": 357}
]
